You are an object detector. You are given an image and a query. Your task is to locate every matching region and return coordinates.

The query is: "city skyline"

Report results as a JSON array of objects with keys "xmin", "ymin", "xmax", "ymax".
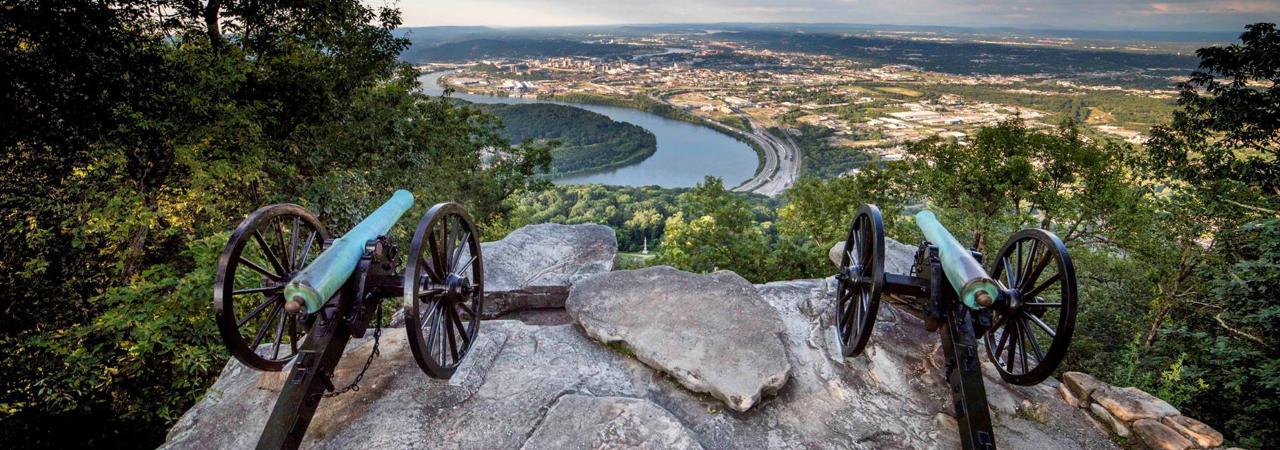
[{"xmin": 394, "ymin": 0, "xmax": 1280, "ymax": 32}]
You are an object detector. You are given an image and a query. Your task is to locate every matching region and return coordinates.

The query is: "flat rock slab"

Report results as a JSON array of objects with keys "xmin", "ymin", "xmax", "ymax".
[
  {"xmin": 1162, "ymin": 415, "xmax": 1223, "ymax": 448},
  {"xmin": 481, "ymin": 223, "xmax": 616, "ymax": 318},
  {"xmin": 566, "ymin": 266, "xmax": 791, "ymax": 412},
  {"xmin": 1133, "ymin": 418, "xmax": 1194, "ymax": 450},
  {"xmin": 1062, "ymin": 372, "xmax": 1105, "ymax": 408},
  {"xmin": 165, "ymin": 279, "xmax": 1118, "ymax": 450},
  {"xmin": 520, "ymin": 395, "xmax": 703, "ymax": 450},
  {"xmin": 1093, "ymin": 386, "xmax": 1179, "ymax": 422}
]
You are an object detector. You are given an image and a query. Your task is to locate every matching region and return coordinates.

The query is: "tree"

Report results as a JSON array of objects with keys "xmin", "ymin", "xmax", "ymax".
[
  {"xmin": 1131, "ymin": 23, "xmax": 1280, "ymax": 447},
  {"xmin": 0, "ymin": 1, "xmax": 549, "ymax": 447}
]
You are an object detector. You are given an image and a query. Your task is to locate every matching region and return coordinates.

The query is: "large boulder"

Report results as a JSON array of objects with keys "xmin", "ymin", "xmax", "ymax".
[
  {"xmin": 565, "ymin": 266, "xmax": 791, "ymax": 412},
  {"xmin": 480, "ymin": 223, "xmax": 617, "ymax": 318},
  {"xmin": 165, "ymin": 279, "xmax": 1118, "ymax": 449},
  {"xmin": 827, "ymin": 237, "xmax": 917, "ymax": 274}
]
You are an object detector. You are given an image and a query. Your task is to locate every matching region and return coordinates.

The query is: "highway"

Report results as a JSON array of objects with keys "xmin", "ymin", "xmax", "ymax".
[
  {"xmin": 728, "ymin": 122, "xmax": 800, "ymax": 197},
  {"xmin": 647, "ymin": 91, "xmax": 800, "ymax": 197}
]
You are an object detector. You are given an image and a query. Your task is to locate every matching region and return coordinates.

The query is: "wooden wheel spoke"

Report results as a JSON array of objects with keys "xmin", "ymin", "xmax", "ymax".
[
  {"xmin": 250, "ymin": 302, "xmax": 284, "ymax": 350},
  {"xmin": 1002, "ymin": 257, "xmax": 1016, "ymax": 288},
  {"xmin": 993, "ymin": 323, "xmax": 1012, "ymax": 359},
  {"xmin": 238, "ymin": 294, "xmax": 282, "ymax": 328},
  {"xmin": 1023, "ymin": 272, "xmax": 1062, "ymax": 300},
  {"xmin": 253, "ymin": 231, "xmax": 287, "ymax": 278},
  {"xmin": 453, "ymin": 255, "xmax": 476, "ymax": 277},
  {"xmin": 1026, "ymin": 313, "xmax": 1057, "ymax": 338},
  {"xmin": 1021, "ymin": 251, "xmax": 1053, "ymax": 292},
  {"xmin": 443, "ymin": 307, "xmax": 459, "ymax": 362},
  {"xmin": 1025, "ymin": 302, "xmax": 1062, "ymax": 309},
  {"xmin": 447, "ymin": 303, "xmax": 470, "ymax": 346},
  {"xmin": 287, "ymin": 218, "xmax": 300, "ymax": 271},
  {"xmin": 1021, "ymin": 316, "xmax": 1045, "ymax": 360},
  {"xmin": 297, "ymin": 230, "xmax": 317, "ymax": 270},
  {"xmin": 451, "ymin": 231, "xmax": 470, "ymax": 272},
  {"xmin": 428, "ymin": 230, "xmax": 447, "ymax": 280},
  {"xmin": 457, "ymin": 301, "xmax": 476, "ymax": 318},
  {"xmin": 1018, "ymin": 324, "xmax": 1030, "ymax": 373},
  {"xmin": 1004, "ymin": 321, "xmax": 1019, "ymax": 373},
  {"xmin": 239, "ymin": 256, "xmax": 282, "ymax": 281},
  {"xmin": 1019, "ymin": 240, "xmax": 1041, "ymax": 290},
  {"xmin": 233, "ymin": 285, "xmax": 283, "ymax": 296},
  {"xmin": 436, "ymin": 305, "xmax": 449, "ymax": 366},
  {"xmin": 271, "ymin": 309, "xmax": 286, "ymax": 359}
]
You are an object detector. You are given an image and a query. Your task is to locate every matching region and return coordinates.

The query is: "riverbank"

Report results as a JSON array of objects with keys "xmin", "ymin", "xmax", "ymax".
[
  {"xmin": 423, "ymin": 70, "xmax": 758, "ymax": 188},
  {"xmin": 543, "ymin": 92, "xmax": 769, "ymax": 180}
]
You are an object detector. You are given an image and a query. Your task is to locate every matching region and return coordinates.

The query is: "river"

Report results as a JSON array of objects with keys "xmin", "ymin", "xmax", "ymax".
[{"xmin": 418, "ymin": 71, "xmax": 757, "ymax": 188}]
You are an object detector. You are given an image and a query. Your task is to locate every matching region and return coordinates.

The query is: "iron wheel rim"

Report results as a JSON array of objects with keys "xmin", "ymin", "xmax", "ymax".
[
  {"xmin": 213, "ymin": 204, "xmax": 328, "ymax": 371},
  {"xmin": 404, "ymin": 202, "xmax": 484, "ymax": 379},
  {"xmin": 836, "ymin": 204, "xmax": 885, "ymax": 357},
  {"xmin": 984, "ymin": 228, "xmax": 1078, "ymax": 385}
]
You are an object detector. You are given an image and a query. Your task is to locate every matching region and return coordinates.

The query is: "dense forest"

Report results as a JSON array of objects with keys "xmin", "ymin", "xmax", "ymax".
[
  {"xmin": 0, "ymin": 1, "xmax": 550, "ymax": 447},
  {"xmin": 2, "ymin": 0, "xmax": 1277, "ymax": 447},
  {"xmin": 472, "ymin": 103, "xmax": 658, "ymax": 175}
]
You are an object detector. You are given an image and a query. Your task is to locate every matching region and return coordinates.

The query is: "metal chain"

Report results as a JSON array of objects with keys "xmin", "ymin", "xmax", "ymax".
[{"xmin": 323, "ymin": 305, "xmax": 382, "ymax": 398}]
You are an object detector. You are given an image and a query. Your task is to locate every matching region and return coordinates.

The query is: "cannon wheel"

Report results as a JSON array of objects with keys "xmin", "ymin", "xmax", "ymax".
[
  {"xmin": 985, "ymin": 229, "xmax": 1078, "ymax": 385},
  {"xmin": 836, "ymin": 204, "xmax": 885, "ymax": 357},
  {"xmin": 214, "ymin": 204, "xmax": 329, "ymax": 371},
  {"xmin": 405, "ymin": 202, "xmax": 484, "ymax": 379}
]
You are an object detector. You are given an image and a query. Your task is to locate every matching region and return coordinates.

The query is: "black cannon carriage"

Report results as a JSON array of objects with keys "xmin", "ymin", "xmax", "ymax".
[
  {"xmin": 834, "ymin": 204, "xmax": 1080, "ymax": 450},
  {"xmin": 212, "ymin": 190, "xmax": 484, "ymax": 449}
]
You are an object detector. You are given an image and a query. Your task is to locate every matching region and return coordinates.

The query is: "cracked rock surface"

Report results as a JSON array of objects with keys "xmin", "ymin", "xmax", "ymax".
[
  {"xmin": 479, "ymin": 223, "xmax": 617, "ymax": 318},
  {"xmin": 165, "ymin": 279, "xmax": 1116, "ymax": 449},
  {"xmin": 566, "ymin": 266, "xmax": 791, "ymax": 412}
]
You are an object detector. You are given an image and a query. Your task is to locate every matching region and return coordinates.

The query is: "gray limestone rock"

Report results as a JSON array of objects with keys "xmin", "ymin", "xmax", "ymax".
[
  {"xmin": 520, "ymin": 395, "xmax": 704, "ymax": 450},
  {"xmin": 480, "ymin": 223, "xmax": 617, "ymax": 318},
  {"xmin": 165, "ymin": 278, "xmax": 1119, "ymax": 450},
  {"xmin": 828, "ymin": 237, "xmax": 918, "ymax": 275},
  {"xmin": 565, "ymin": 266, "xmax": 791, "ymax": 412}
]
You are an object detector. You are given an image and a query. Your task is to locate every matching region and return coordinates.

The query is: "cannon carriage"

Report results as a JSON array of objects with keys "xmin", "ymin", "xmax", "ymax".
[
  {"xmin": 835, "ymin": 204, "xmax": 1079, "ymax": 449},
  {"xmin": 212, "ymin": 190, "xmax": 484, "ymax": 449}
]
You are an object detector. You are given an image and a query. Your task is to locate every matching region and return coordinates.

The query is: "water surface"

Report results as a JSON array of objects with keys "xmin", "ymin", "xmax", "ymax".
[{"xmin": 419, "ymin": 71, "xmax": 756, "ymax": 188}]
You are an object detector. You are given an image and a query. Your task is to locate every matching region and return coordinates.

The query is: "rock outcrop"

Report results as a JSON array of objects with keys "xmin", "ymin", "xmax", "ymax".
[
  {"xmin": 165, "ymin": 224, "xmax": 1225, "ymax": 449},
  {"xmin": 480, "ymin": 223, "xmax": 616, "ymax": 318},
  {"xmin": 565, "ymin": 266, "xmax": 791, "ymax": 412},
  {"xmin": 828, "ymin": 237, "xmax": 918, "ymax": 275},
  {"xmin": 1057, "ymin": 372, "xmax": 1226, "ymax": 449}
]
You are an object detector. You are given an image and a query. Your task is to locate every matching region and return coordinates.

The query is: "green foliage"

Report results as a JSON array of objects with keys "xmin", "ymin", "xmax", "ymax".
[
  {"xmin": 475, "ymin": 102, "xmax": 657, "ymax": 175},
  {"xmin": 784, "ymin": 125, "xmax": 874, "ymax": 178},
  {"xmin": 0, "ymin": 1, "xmax": 549, "ymax": 447},
  {"xmin": 715, "ymin": 115, "xmax": 752, "ymax": 132}
]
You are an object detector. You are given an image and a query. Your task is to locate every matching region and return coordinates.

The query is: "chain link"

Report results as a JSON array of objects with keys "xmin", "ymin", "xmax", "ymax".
[{"xmin": 323, "ymin": 305, "xmax": 382, "ymax": 398}]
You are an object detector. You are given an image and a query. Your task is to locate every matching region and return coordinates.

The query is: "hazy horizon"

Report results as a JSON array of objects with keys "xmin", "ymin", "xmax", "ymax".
[{"xmin": 392, "ymin": 0, "xmax": 1280, "ymax": 32}]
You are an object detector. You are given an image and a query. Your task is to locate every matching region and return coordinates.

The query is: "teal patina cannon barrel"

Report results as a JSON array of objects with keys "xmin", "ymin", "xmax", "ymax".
[
  {"xmin": 283, "ymin": 190, "xmax": 415, "ymax": 314},
  {"xmin": 915, "ymin": 210, "xmax": 999, "ymax": 309}
]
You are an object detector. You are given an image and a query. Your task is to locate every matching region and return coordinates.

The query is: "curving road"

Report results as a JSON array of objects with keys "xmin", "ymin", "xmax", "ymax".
[{"xmin": 732, "ymin": 122, "xmax": 800, "ymax": 197}]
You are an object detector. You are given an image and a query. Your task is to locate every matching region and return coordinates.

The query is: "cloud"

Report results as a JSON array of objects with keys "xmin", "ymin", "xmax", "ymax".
[{"xmin": 390, "ymin": 0, "xmax": 1280, "ymax": 31}]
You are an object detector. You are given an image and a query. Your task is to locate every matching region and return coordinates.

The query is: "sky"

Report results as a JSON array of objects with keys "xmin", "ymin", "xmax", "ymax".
[{"xmin": 391, "ymin": 0, "xmax": 1280, "ymax": 32}]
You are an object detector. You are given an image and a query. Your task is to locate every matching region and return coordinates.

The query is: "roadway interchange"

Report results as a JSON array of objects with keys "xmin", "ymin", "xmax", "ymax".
[{"xmin": 727, "ymin": 121, "xmax": 800, "ymax": 197}]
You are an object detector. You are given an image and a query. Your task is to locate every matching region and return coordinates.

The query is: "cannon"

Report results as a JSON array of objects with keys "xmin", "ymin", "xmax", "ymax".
[
  {"xmin": 834, "ymin": 205, "xmax": 1078, "ymax": 450},
  {"xmin": 212, "ymin": 190, "xmax": 484, "ymax": 449}
]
